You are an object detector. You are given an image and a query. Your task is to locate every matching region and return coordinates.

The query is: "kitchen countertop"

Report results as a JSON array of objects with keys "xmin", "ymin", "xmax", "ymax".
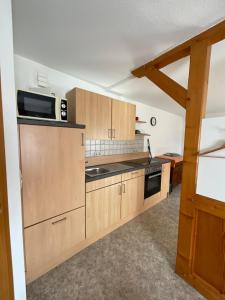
[
  {"xmin": 85, "ymin": 157, "xmax": 170, "ymax": 182},
  {"xmin": 17, "ymin": 118, "xmax": 85, "ymax": 129}
]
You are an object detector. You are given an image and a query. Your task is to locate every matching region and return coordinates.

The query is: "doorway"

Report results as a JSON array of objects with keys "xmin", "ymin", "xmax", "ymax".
[{"xmin": 0, "ymin": 75, "xmax": 14, "ymax": 299}]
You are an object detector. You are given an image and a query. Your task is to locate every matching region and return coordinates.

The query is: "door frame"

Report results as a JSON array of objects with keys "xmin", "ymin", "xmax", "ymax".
[
  {"xmin": 132, "ymin": 20, "xmax": 225, "ymax": 300},
  {"xmin": 0, "ymin": 74, "xmax": 14, "ymax": 299}
]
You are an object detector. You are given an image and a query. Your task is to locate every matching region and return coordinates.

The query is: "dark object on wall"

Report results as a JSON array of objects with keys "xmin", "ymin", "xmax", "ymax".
[{"xmin": 150, "ymin": 117, "xmax": 157, "ymax": 126}]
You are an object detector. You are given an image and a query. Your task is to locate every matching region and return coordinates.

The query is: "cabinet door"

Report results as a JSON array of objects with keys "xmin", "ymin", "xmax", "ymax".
[
  {"xmin": 20, "ymin": 125, "xmax": 85, "ymax": 227},
  {"xmin": 24, "ymin": 207, "xmax": 85, "ymax": 281},
  {"xmin": 75, "ymin": 88, "xmax": 112, "ymax": 140},
  {"xmin": 121, "ymin": 176, "xmax": 144, "ymax": 219},
  {"xmin": 112, "ymin": 99, "xmax": 136, "ymax": 140},
  {"xmin": 161, "ymin": 163, "xmax": 171, "ymax": 199},
  {"xmin": 86, "ymin": 183, "xmax": 121, "ymax": 239}
]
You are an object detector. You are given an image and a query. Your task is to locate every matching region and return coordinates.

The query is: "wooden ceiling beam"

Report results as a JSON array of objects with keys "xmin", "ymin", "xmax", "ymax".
[
  {"xmin": 132, "ymin": 19, "xmax": 225, "ymax": 77},
  {"xmin": 145, "ymin": 67, "xmax": 187, "ymax": 108}
]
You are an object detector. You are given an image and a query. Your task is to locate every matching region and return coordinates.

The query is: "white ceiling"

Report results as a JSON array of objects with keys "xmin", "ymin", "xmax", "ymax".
[{"xmin": 12, "ymin": 0, "xmax": 225, "ymax": 116}]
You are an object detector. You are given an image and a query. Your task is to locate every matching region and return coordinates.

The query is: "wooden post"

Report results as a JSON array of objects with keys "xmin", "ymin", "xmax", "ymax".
[
  {"xmin": 176, "ymin": 41, "xmax": 211, "ymax": 276},
  {"xmin": 132, "ymin": 20, "xmax": 225, "ymax": 299}
]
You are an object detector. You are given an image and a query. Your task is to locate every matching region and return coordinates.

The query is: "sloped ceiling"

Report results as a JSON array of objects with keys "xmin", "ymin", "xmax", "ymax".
[{"xmin": 12, "ymin": 0, "xmax": 225, "ymax": 116}]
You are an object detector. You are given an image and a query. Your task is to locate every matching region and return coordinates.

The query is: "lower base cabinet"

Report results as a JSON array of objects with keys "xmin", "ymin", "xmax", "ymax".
[
  {"xmin": 86, "ymin": 172, "xmax": 145, "ymax": 239},
  {"xmin": 86, "ymin": 183, "xmax": 121, "ymax": 238},
  {"xmin": 121, "ymin": 176, "xmax": 144, "ymax": 219},
  {"xmin": 24, "ymin": 207, "xmax": 85, "ymax": 280}
]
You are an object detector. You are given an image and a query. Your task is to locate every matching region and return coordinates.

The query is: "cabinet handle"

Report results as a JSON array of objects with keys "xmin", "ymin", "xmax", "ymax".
[
  {"xmin": 118, "ymin": 185, "xmax": 122, "ymax": 195},
  {"xmin": 112, "ymin": 129, "xmax": 115, "ymax": 139},
  {"xmin": 108, "ymin": 129, "xmax": 112, "ymax": 139},
  {"xmin": 52, "ymin": 217, "xmax": 67, "ymax": 225},
  {"xmin": 81, "ymin": 133, "xmax": 85, "ymax": 146},
  {"xmin": 122, "ymin": 183, "xmax": 126, "ymax": 193}
]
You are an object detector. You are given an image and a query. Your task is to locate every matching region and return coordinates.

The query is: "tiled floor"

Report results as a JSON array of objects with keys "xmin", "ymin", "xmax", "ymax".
[{"xmin": 27, "ymin": 187, "xmax": 205, "ymax": 300}]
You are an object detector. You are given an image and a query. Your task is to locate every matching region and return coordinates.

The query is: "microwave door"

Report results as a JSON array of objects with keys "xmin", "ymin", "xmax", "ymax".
[{"xmin": 17, "ymin": 90, "xmax": 56, "ymax": 120}]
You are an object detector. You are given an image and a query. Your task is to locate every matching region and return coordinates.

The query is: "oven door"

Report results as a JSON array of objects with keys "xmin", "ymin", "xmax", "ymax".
[
  {"xmin": 144, "ymin": 171, "xmax": 162, "ymax": 199},
  {"xmin": 17, "ymin": 90, "xmax": 57, "ymax": 120}
]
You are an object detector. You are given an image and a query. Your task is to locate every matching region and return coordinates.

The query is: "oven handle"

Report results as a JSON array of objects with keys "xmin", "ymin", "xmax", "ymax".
[{"xmin": 148, "ymin": 173, "xmax": 161, "ymax": 179}]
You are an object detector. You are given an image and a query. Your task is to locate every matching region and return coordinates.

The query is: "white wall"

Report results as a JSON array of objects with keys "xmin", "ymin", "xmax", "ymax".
[
  {"xmin": 197, "ymin": 117, "xmax": 225, "ymax": 202},
  {"xmin": 0, "ymin": 1, "xmax": 26, "ymax": 299},
  {"xmin": 14, "ymin": 55, "xmax": 185, "ymax": 156}
]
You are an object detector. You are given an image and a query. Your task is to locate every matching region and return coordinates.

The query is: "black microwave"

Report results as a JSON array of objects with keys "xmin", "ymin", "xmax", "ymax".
[{"xmin": 17, "ymin": 90, "xmax": 68, "ymax": 122}]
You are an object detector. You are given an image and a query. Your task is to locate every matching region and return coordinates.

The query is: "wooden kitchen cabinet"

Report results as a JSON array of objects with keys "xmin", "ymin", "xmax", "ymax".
[
  {"xmin": 111, "ymin": 99, "xmax": 136, "ymax": 140},
  {"xmin": 20, "ymin": 125, "xmax": 85, "ymax": 227},
  {"xmin": 66, "ymin": 88, "xmax": 136, "ymax": 140},
  {"xmin": 66, "ymin": 88, "xmax": 112, "ymax": 140},
  {"xmin": 160, "ymin": 162, "xmax": 171, "ymax": 199},
  {"xmin": 121, "ymin": 176, "xmax": 144, "ymax": 219},
  {"xmin": 86, "ymin": 183, "xmax": 121, "ymax": 239},
  {"xmin": 24, "ymin": 207, "xmax": 85, "ymax": 282}
]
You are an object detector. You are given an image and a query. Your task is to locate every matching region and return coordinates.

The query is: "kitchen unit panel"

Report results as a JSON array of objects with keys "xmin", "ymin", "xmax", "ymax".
[
  {"xmin": 67, "ymin": 88, "xmax": 112, "ymax": 140},
  {"xmin": 160, "ymin": 162, "xmax": 171, "ymax": 199},
  {"xmin": 25, "ymin": 207, "xmax": 85, "ymax": 280},
  {"xmin": 121, "ymin": 176, "xmax": 144, "ymax": 219},
  {"xmin": 111, "ymin": 99, "xmax": 136, "ymax": 140},
  {"xmin": 20, "ymin": 125, "xmax": 85, "ymax": 227},
  {"xmin": 86, "ymin": 183, "xmax": 121, "ymax": 238}
]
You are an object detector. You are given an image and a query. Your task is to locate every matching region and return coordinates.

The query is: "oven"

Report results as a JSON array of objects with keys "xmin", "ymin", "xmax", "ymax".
[{"xmin": 144, "ymin": 165, "xmax": 162, "ymax": 199}]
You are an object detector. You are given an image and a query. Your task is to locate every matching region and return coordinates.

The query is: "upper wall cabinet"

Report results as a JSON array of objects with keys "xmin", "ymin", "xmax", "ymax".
[
  {"xmin": 66, "ymin": 88, "xmax": 136, "ymax": 140},
  {"xmin": 67, "ymin": 88, "xmax": 112, "ymax": 140},
  {"xmin": 111, "ymin": 99, "xmax": 135, "ymax": 140}
]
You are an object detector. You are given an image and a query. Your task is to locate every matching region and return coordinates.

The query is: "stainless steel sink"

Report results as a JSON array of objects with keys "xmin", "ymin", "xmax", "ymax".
[
  {"xmin": 85, "ymin": 167, "xmax": 110, "ymax": 177},
  {"xmin": 85, "ymin": 163, "xmax": 134, "ymax": 177}
]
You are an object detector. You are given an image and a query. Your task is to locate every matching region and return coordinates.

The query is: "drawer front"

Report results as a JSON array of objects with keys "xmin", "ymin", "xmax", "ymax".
[
  {"xmin": 122, "ymin": 169, "xmax": 145, "ymax": 181},
  {"xmin": 24, "ymin": 207, "xmax": 85, "ymax": 277},
  {"xmin": 86, "ymin": 174, "xmax": 122, "ymax": 192}
]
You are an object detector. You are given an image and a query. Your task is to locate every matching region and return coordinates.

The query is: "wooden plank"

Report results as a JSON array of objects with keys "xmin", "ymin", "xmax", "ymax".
[
  {"xmin": 176, "ymin": 40, "xmax": 211, "ymax": 280},
  {"xmin": 193, "ymin": 210, "xmax": 224, "ymax": 292},
  {"xmin": 0, "ymin": 76, "xmax": 14, "ymax": 299},
  {"xmin": 193, "ymin": 194, "xmax": 225, "ymax": 219},
  {"xmin": 198, "ymin": 142, "xmax": 225, "ymax": 156},
  {"xmin": 132, "ymin": 20, "xmax": 225, "ymax": 76},
  {"xmin": 145, "ymin": 67, "xmax": 187, "ymax": 108}
]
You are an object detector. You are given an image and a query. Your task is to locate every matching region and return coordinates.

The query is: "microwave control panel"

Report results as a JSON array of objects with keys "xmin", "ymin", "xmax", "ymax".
[{"xmin": 61, "ymin": 99, "xmax": 68, "ymax": 121}]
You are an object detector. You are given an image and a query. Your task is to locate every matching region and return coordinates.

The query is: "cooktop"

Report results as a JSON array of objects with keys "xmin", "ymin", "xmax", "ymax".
[{"xmin": 163, "ymin": 153, "xmax": 181, "ymax": 157}]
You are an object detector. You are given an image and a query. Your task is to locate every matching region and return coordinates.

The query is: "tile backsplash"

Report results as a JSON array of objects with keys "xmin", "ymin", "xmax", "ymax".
[{"xmin": 85, "ymin": 135, "xmax": 144, "ymax": 157}]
